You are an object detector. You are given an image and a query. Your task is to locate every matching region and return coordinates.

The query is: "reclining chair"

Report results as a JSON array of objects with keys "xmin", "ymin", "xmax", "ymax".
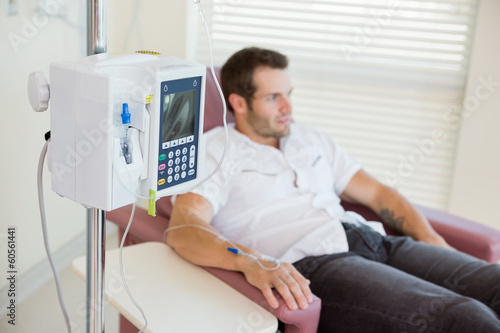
[{"xmin": 106, "ymin": 67, "xmax": 500, "ymax": 333}]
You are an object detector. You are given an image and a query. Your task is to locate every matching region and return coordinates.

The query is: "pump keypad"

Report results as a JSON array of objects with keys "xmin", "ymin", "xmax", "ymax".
[{"xmin": 157, "ymin": 140, "xmax": 196, "ymax": 190}]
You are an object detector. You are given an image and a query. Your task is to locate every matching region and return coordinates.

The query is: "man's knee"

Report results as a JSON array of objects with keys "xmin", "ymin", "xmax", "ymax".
[{"xmin": 406, "ymin": 295, "xmax": 500, "ymax": 333}]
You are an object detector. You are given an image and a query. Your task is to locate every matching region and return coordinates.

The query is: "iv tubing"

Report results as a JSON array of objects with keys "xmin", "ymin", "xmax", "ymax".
[
  {"xmin": 37, "ymin": 139, "xmax": 72, "ymax": 333},
  {"xmin": 118, "ymin": 201, "xmax": 148, "ymax": 333},
  {"xmin": 181, "ymin": 2, "xmax": 230, "ymax": 194},
  {"xmin": 164, "ymin": 224, "xmax": 281, "ymax": 271}
]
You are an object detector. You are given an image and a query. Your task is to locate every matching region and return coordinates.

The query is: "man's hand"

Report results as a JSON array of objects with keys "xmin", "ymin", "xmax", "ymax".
[{"xmin": 240, "ymin": 259, "xmax": 314, "ymax": 311}]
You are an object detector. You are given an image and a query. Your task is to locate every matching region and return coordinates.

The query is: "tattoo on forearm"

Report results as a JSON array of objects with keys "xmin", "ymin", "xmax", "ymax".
[{"xmin": 380, "ymin": 208, "xmax": 405, "ymax": 233}]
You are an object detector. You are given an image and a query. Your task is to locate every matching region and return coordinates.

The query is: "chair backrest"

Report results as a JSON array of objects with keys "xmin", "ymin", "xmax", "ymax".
[
  {"xmin": 203, "ymin": 66, "xmax": 235, "ymax": 131},
  {"xmin": 156, "ymin": 66, "xmax": 233, "ymax": 218}
]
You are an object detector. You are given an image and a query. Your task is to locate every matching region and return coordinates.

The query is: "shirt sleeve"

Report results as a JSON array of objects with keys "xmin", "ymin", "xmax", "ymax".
[
  {"xmin": 190, "ymin": 155, "xmax": 231, "ymax": 215},
  {"xmin": 184, "ymin": 127, "xmax": 232, "ymax": 217},
  {"xmin": 318, "ymin": 129, "xmax": 362, "ymax": 195}
]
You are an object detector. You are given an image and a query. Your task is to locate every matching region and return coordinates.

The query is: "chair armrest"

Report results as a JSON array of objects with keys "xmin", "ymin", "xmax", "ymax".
[
  {"xmin": 415, "ymin": 204, "xmax": 500, "ymax": 263},
  {"xmin": 204, "ymin": 267, "xmax": 321, "ymax": 333}
]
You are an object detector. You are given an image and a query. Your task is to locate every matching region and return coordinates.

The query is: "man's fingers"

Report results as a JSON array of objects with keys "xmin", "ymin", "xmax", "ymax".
[
  {"xmin": 290, "ymin": 269, "xmax": 314, "ymax": 304},
  {"xmin": 261, "ymin": 286, "xmax": 280, "ymax": 309},
  {"xmin": 273, "ymin": 279, "xmax": 300, "ymax": 310},
  {"xmin": 280, "ymin": 273, "xmax": 311, "ymax": 310}
]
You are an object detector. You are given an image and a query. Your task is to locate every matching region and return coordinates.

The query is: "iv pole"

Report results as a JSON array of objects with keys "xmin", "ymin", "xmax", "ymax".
[{"xmin": 86, "ymin": 0, "xmax": 106, "ymax": 332}]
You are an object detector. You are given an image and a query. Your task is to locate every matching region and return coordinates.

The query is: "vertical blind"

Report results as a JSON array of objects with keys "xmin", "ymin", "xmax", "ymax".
[{"xmin": 189, "ymin": 0, "xmax": 478, "ymax": 210}]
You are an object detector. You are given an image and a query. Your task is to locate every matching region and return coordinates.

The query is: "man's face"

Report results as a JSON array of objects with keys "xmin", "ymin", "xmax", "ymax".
[{"xmin": 244, "ymin": 67, "xmax": 293, "ymax": 142}]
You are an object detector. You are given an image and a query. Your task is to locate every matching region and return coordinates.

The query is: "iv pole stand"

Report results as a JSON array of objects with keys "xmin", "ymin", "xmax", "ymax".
[{"xmin": 86, "ymin": 0, "xmax": 107, "ymax": 332}]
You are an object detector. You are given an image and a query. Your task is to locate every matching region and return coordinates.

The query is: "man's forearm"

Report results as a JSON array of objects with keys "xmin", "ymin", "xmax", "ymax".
[
  {"xmin": 166, "ymin": 208, "xmax": 253, "ymax": 272},
  {"xmin": 339, "ymin": 170, "xmax": 448, "ymax": 247},
  {"xmin": 375, "ymin": 186, "xmax": 448, "ymax": 247}
]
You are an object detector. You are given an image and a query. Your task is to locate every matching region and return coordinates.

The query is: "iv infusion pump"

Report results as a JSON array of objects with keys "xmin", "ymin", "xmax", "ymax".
[{"xmin": 33, "ymin": 53, "xmax": 206, "ymax": 211}]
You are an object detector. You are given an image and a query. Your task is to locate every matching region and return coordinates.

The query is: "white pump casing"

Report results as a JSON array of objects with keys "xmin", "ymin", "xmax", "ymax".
[{"xmin": 48, "ymin": 53, "xmax": 206, "ymax": 211}]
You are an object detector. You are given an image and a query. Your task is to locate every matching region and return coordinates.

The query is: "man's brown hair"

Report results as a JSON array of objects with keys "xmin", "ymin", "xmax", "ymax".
[{"xmin": 221, "ymin": 47, "xmax": 289, "ymax": 113}]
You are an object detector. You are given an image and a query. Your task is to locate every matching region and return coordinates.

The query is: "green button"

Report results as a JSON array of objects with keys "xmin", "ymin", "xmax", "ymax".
[{"xmin": 159, "ymin": 154, "xmax": 166, "ymax": 161}]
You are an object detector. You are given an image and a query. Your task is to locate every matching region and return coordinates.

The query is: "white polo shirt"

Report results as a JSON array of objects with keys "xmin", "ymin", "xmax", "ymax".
[{"xmin": 190, "ymin": 123, "xmax": 363, "ymax": 263}]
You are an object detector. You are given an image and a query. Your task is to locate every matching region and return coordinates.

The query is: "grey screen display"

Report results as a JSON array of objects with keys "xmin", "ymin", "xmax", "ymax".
[{"xmin": 161, "ymin": 89, "xmax": 196, "ymax": 143}]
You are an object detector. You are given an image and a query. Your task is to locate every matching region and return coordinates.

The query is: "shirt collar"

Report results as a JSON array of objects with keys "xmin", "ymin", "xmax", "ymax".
[{"xmin": 226, "ymin": 122, "xmax": 295, "ymax": 153}]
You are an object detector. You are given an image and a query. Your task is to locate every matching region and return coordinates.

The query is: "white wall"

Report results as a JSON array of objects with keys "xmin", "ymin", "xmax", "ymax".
[
  {"xmin": 449, "ymin": 0, "xmax": 500, "ymax": 229},
  {"xmin": 107, "ymin": 0, "xmax": 186, "ymax": 58},
  {"xmin": 0, "ymin": 0, "xmax": 86, "ymax": 292},
  {"xmin": 0, "ymin": 0, "xmax": 187, "ymax": 292}
]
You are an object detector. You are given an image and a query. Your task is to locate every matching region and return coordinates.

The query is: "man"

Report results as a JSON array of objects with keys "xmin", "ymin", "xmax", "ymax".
[{"xmin": 166, "ymin": 47, "xmax": 500, "ymax": 332}]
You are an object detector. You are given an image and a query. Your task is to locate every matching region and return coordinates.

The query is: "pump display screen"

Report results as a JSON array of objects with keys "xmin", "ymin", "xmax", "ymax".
[
  {"xmin": 161, "ymin": 89, "xmax": 196, "ymax": 143},
  {"xmin": 157, "ymin": 76, "xmax": 202, "ymax": 191}
]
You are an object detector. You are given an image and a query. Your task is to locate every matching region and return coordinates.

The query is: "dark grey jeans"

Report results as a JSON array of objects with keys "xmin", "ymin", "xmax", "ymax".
[{"xmin": 293, "ymin": 223, "xmax": 500, "ymax": 333}]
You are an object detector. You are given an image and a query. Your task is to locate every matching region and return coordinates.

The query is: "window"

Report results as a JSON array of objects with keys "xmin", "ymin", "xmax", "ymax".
[{"xmin": 188, "ymin": 0, "xmax": 478, "ymax": 210}]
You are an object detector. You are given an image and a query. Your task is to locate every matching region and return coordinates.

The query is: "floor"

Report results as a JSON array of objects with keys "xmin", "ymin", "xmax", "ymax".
[{"xmin": 2, "ymin": 223, "xmax": 121, "ymax": 333}]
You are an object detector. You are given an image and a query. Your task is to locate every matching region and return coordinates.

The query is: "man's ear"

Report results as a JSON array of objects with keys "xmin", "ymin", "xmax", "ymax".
[{"xmin": 228, "ymin": 93, "xmax": 248, "ymax": 115}]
